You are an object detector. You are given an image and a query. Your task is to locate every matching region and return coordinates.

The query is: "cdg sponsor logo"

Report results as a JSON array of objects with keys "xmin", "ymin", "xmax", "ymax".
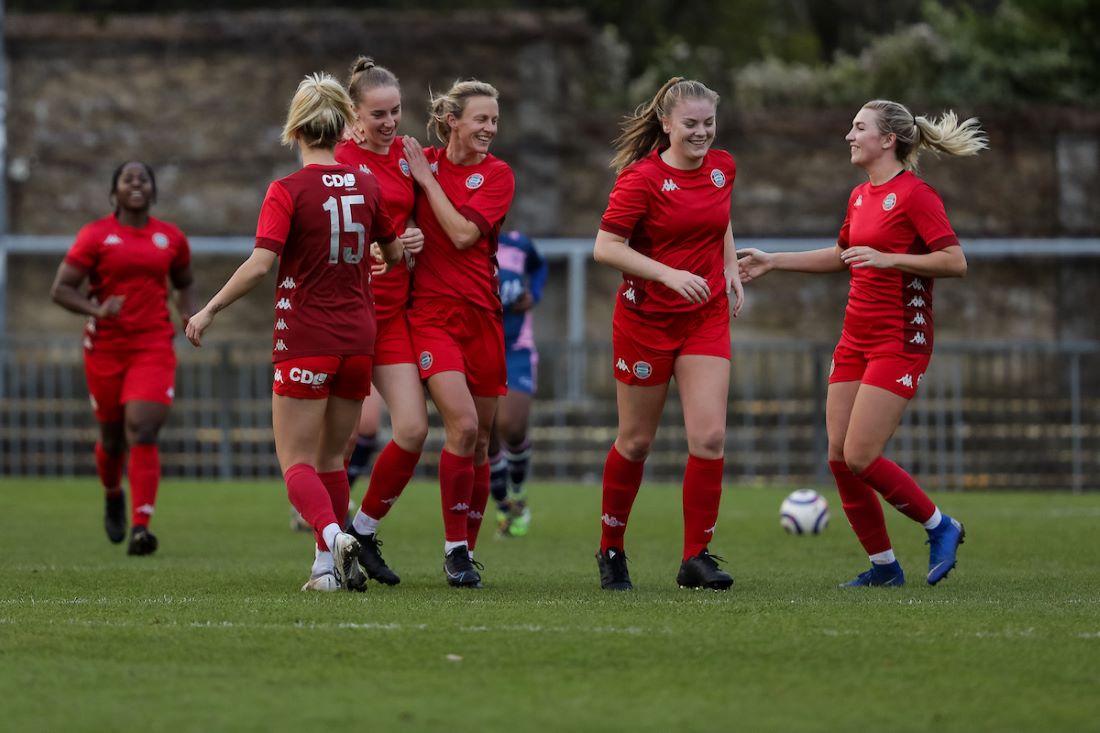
[
  {"xmin": 322, "ymin": 173, "xmax": 357, "ymax": 188},
  {"xmin": 288, "ymin": 367, "xmax": 329, "ymax": 385}
]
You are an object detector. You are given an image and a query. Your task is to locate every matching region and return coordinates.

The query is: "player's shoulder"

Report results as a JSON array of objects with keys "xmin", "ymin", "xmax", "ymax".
[
  {"xmin": 147, "ymin": 215, "xmax": 186, "ymax": 240},
  {"xmin": 73, "ymin": 214, "xmax": 117, "ymax": 245},
  {"xmin": 706, "ymin": 147, "xmax": 736, "ymax": 170}
]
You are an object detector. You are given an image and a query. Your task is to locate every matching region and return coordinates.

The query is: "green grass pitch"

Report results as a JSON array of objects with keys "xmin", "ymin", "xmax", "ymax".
[{"xmin": 1, "ymin": 478, "xmax": 1098, "ymax": 732}]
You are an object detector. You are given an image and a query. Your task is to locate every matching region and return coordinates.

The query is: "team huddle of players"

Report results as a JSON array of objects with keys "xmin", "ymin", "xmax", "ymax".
[{"xmin": 53, "ymin": 57, "xmax": 986, "ymax": 592}]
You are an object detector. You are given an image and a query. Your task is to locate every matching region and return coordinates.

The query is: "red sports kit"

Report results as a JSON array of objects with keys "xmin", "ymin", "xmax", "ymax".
[{"xmin": 599, "ymin": 148, "xmax": 736, "ymax": 385}]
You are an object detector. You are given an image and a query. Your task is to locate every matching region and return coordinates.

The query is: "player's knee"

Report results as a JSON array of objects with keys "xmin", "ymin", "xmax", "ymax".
[
  {"xmin": 616, "ymin": 435, "xmax": 652, "ymax": 462},
  {"xmin": 393, "ymin": 418, "xmax": 428, "ymax": 451},
  {"xmin": 688, "ymin": 427, "xmax": 725, "ymax": 459},
  {"xmin": 844, "ymin": 448, "xmax": 877, "ymax": 476},
  {"xmin": 446, "ymin": 417, "xmax": 479, "ymax": 453},
  {"xmin": 125, "ymin": 420, "xmax": 162, "ymax": 446}
]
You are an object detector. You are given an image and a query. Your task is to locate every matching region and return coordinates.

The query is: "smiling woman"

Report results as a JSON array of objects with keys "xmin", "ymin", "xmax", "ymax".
[{"xmin": 591, "ymin": 77, "xmax": 744, "ymax": 592}]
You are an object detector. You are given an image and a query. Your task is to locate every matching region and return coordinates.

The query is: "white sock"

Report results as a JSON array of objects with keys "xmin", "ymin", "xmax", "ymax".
[
  {"xmin": 352, "ymin": 510, "xmax": 380, "ymax": 536},
  {"xmin": 312, "ymin": 549, "xmax": 334, "ymax": 576},
  {"xmin": 923, "ymin": 508, "xmax": 943, "ymax": 530},
  {"xmin": 869, "ymin": 549, "xmax": 896, "ymax": 565},
  {"xmin": 444, "ymin": 540, "xmax": 468, "ymax": 555},
  {"xmin": 322, "ymin": 523, "xmax": 342, "ymax": 552}
]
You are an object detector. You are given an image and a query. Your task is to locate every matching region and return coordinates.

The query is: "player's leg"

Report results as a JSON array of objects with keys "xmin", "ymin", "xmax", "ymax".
[
  {"xmin": 845, "ymin": 378, "xmax": 964, "ymax": 585},
  {"xmin": 425, "ymin": 371, "xmax": 481, "ymax": 587},
  {"xmin": 347, "ymin": 362, "xmax": 428, "ymax": 585},
  {"xmin": 497, "ymin": 383, "xmax": 534, "ymax": 537},
  {"xmin": 487, "ymin": 416, "xmax": 511, "ymax": 535},
  {"xmin": 122, "ymin": 400, "xmax": 170, "ymax": 556},
  {"xmin": 83, "ymin": 349, "xmax": 128, "ymax": 543},
  {"xmin": 346, "ymin": 387, "xmax": 382, "ymax": 487},
  {"xmin": 673, "ymin": 354, "xmax": 733, "ymax": 590},
  {"xmin": 466, "ymin": 394, "xmax": 499, "ymax": 556}
]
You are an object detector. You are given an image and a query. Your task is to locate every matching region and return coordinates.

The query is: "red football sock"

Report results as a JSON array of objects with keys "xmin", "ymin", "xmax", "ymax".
[
  {"xmin": 599, "ymin": 444, "xmax": 645, "ymax": 553},
  {"xmin": 439, "ymin": 450, "xmax": 474, "ymax": 543},
  {"xmin": 859, "ymin": 456, "xmax": 936, "ymax": 524},
  {"xmin": 128, "ymin": 444, "xmax": 159, "ymax": 528},
  {"xmin": 467, "ymin": 461, "xmax": 491, "ymax": 551},
  {"xmin": 360, "ymin": 441, "xmax": 421, "ymax": 520},
  {"xmin": 285, "ymin": 463, "xmax": 339, "ymax": 550},
  {"xmin": 682, "ymin": 454, "xmax": 724, "ymax": 560},
  {"xmin": 95, "ymin": 442, "xmax": 124, "ymax": 495},
  {"xmin": 829, "ymin": 460, "xmax": 891, "ymax": 555}
]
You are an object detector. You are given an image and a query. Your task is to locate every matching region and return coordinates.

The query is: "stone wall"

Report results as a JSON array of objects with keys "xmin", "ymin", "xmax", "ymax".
[{"xmin": 4, "ymin": 10, "xmax": 1100, "ymax": 345}]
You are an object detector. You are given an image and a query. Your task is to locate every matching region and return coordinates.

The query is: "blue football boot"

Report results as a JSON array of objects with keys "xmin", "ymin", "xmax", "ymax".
[
  {"xmin": 926, "ymin": 515, "xmax": 965, "ymax": 585},
  {"xmin": 841, "ymin": 560, "xmax": 906, "ymax": 587}
]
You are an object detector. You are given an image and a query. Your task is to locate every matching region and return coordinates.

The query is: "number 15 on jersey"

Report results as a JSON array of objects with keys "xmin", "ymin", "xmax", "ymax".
[{"xmin": 322, "ymin": 195, "xmax": 365, "ymax": 265}]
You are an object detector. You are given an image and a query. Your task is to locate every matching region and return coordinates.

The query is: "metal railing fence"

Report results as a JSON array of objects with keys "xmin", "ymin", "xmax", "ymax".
[{"xmin": 1, "ymin": 335, "xmax": 1096, "ymax": 490}]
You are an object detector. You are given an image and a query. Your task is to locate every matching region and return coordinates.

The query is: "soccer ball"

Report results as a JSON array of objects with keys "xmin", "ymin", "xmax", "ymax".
[{"xmin": 779, "ymin": 489, "xmax": 829, "ymax": 535}]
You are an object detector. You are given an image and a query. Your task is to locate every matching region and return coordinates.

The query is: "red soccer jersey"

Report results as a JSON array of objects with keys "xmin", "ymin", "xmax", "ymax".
[
  {"xmin": 255, "ymin": 164, "xmax": 395, "ymax": 363},
  {"xmin": 334, "ymin": 140, "xmax": 414, "ymax": 321},
  {"xmin": 64, "ymin": 213, "xmax": 190, "ymax": 350},
  {"xmin": 410, "ymin": 147, "xmax": 515, "ymax": 312},
  {"xmin": 837, "ymin": 170, "xmax": 959, "ymax": 353},
  {"xmin": 600, "ymin": 148, "xmax": 736, "ymax": 314}
]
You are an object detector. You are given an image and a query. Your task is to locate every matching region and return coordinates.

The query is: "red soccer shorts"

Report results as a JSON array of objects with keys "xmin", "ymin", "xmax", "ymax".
[
  {"xmin": 373, "ymin": 310, "xmax": 416, "ymax": 367},
  {"xmin": 611, "ymin": 295, "xmax": 731, "ymax": 386},
  {"xmin": 83, "ymin": 343, "xmax": 177, "ymax": 423},
  {"xmin": 272, "ymin": 354, "xmax": 373, "ymax": 401},
  {"xmin": 408, "ymin": 298, "xmax": 506, "ymax": 397},
  {"xmin": 829, "ymin": 342, "xmax": 932, "ymax": 400}
]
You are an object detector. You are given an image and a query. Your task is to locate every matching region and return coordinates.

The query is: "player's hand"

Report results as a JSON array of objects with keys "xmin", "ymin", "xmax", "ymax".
[
  {"xmin": 661, "ymin": 268, "xmax": 711, "ymax": 305},
  {"xmin": 95, "ymin": 295, "xmax": 125, "ymax": 319},
  {"xmin": 402, "ymin": 136, "xmax": 433, "ymax": 185},
  {"xmin": 726, "ymin": 267, "xmax": 744, "ymax": 318},
  {"xmin": 343, "ymin": 120, "xmax": 368, "ymax": 145},
  {"xmin": 509, "ymin": 291, "xmax": 535, "ymax": 313},
  {"xmin": 840, "ymin": 246, "xmax": 894, "ymax": 269},
  {"xmin": 185, "ymin": 308, "xmax": 214, "ymax": 348},
  {"xmin": 736, "ymin": 248, "xmax": 773, "ymax": 283},
  {"xmin": 399, "ymin": 226, "xmax": 424, "ymax": 255},
  {"xmin": 370, "ymin": 242, "xmax": 388, "ymax": 276}
]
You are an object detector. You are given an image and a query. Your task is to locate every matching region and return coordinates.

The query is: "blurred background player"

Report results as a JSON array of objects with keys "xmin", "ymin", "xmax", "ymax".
[
  {"xmin": 333, "ymin": 55, "xmax": 428, "ymax": 586},
  {"xmin": 488, "ymin": 230, "xmax": 547, "ymax": 537},
  {"xmin": 187, "ymin": 72, "xmax": 402, "ymax": 592},
  {"xmin": 51, "ymin": 161, "xmax": 194, "ymax": 556},
  {"xmin": 738, "ymin": 99, "xmax": 985, "ymax": 587},
  {"xmin": 401, "ymin": 78, "xmax": 514, "ymax": 587},
  {"xmin": 592, "ymin": 77, "xmax": 743, "ymax": 591}
]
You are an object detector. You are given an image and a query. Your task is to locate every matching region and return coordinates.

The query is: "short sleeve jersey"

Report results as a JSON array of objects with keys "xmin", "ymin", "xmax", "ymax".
[
  {"xmin": 837, "ymin": 170, "xmax": 959, "ymax": 353},
  {"xmin": 334, "ymin": 140, "xmax": 414, "ymax": 321},
  {"xmin": 255, "ymin": 164, "xmax": 395, "ymax": 363},
  {"xmin": 410, "ymin": 147, "xmax": 515, "ymax": 312},
  {"xmin": 497, "ymin": 231, "xmax": 548, "ymax": 350},
  {"xmin": 600, "ymin": 148, "xmax": 736, "ymax": 314},
  {"xmin": 64, "ymin": 213, "xmax": 191, "ymax": 350}
]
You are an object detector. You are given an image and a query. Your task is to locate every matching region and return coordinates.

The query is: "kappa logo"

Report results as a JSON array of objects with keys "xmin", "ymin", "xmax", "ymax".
[
  {"xmin": 465, "ymin": 173, "xmax": 484, "ymax": 189},
  {"xmin": 359, "ymin": 164, "xmax": 372, "ymax": 175},
  {"xmin": 854, "ymin": 194, "xmax": 863, "ymax": 208},
  {"xmin": 910, "ymin": 332, "xmax": 927, "ymax": 345},
  {"xmin": 661, "ymin": 178, "xmax": 679, "ymax": 192},
  {"xmin": 910, "ymin": 313, "xmax": 926, "ymax": 326},
  {"xmin": 275, "ymin": 318, "xmax": 288, "ymax": 330},
  {"xmin": 136, "ymin": 503, "xmax": 155, "ymax": 517},
  {"xmin": 322, "ymin": 172, "xmax": 357, "ymax": 188},
  {"xmin": 152, "ymin": 232, "xmax": 170, "ymax": 249},
  {"xmin": 279, "ymin": 277, "xmax": 296, "ymax": 289},
  {"xmin": 399, "ymin": 158, "xmax": 411, "ymax": 177},
  {"xmin": 907, "ymin": 278, "xmax": 926, "ymax": 291},
  {"xmin": 601, "ymin": 514, "xmax": 626, "ymax": 528},
  {"xmin": 430, "ymin": 162, "xmax": 439, "ymax": 174},
  {"xmin": 907, "ymin": 295, "xmax": 926, "ymax": 308},
  {"xmin": 450, "ymin": 502, "xmax": 469, "ymax": 512},
  {"xmin": 632, "ymin": 361, "xmax": 653, "ymax": 380},
  {"xmin": 274, "ymin": 369, "xmax": 284, "ymax": 383},
  {"xmin": 419, "ymin": 351, "xmax": 433, "ymax": 370},
  {"xmin": 883, "ymin": 192, "xmax": 898, "ymax": 211},
  {"xmin": 710, "ymin": 168, "xmax": 726, "ymax": 187},
  {"xmin": 896, "ymin": 374, "xmax": 914, "ymax": 388},
  {"xmin": 705, "ymin": 524, "xmax": 716, "ymax": 535},
  {"xmin": 381, "ymin": 497, "xmax": 399, "ymax": 506},
  {"xmin": 467, "ymin": 510, "xmax": 483, "ymax": 520},
  {"xmin": 276, "ymin": 298, "xmax": 292, "ymax": 310},
  {"xmin": 615, "ymin": 358, "xmax": 629, "ymax": 372},
  {"xmin": 623, "ymin": 287, "xmax": 637, "ymax": 303},
  {"xmin": 274, "ymin": 339, "xmax": 288, "ymax": 351},
  {"xmin": 103, "ymin": 234, "xmax": 123, "ymax": 246}
]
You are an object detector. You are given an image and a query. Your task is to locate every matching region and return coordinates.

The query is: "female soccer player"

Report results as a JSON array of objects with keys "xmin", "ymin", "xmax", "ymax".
[
  {"xmin": 592, "ymin": 77, "xmax": 743, "ymax": 591},
  {"xmin": 488, "ymin": 230, "xmax": 547, "ymax": 537},
  {"xmin": 401, "ymin": 79, "xmax": 514, "ymax": 588},
  {"xmin": 333, "ymin": 56, "xmax": 428, "ymax": 586},
  {"xmin": 738, "ymin": 99, "xmax": 986, "ymax": 587},
  {"xmin": 51, "ymin": 161, "xmax": 194, "ymax": 556},
  {"xmin": 186, "ymin": 72, "xmax": 402, "ymax": 592}
]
